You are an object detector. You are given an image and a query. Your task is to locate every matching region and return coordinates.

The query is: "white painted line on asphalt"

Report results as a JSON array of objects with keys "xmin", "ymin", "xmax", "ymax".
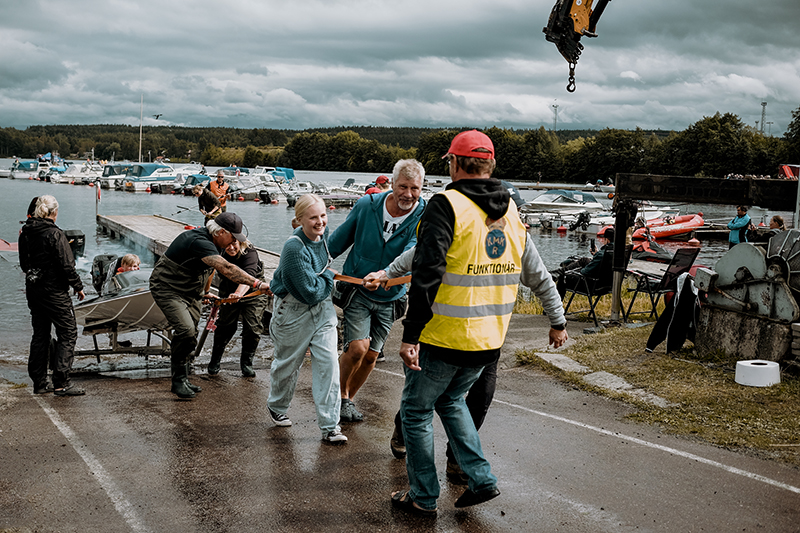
[
  {"xmin": 33, "ymin": 396, "xmax": 151, "ymax": 533},
  {"xmin": 374, "ymin": 367, "xmax": 800, "ymax": 495},
  {"xmin": 494, "ymin": 399, "xmax": 800, "ymax": 495}
]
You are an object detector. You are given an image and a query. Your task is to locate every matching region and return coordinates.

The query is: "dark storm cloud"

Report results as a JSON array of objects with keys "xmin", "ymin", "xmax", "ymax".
[{"xmin": 0, "ymin": 0, "xmax": 798, "ymax": 134}]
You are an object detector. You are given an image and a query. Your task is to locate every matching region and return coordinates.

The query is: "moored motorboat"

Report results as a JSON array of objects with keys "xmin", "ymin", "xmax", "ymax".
[
  {"xmin": 9, "ymin": 160, "xmax": 44, "ymax": 180},
  {"xmin": 632, "ymin": 213, "xmax": 704, "ymax": 240},
  {"xmin": 520, "ymin": 189, "xmax": 606, "ymax": 214},
  {"xmin": 122, "ymin": 163, "xmax": 201, "ymax": 192},
  {"xmin": 55, "ymin": 160, "xmax": 104, "ymax": 184}
]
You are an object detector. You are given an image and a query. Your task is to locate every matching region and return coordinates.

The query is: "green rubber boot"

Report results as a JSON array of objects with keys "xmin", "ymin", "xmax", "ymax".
[
  {"xmin": 184, "ymin": 363, "xmax": 202, "ymax": 393},
  {"xmin": 207, "ymin": 349, "xmax": 222, "ymax": 376},
  {"xmin": 171, "ymin": 360, "xmax": 195, "ymax": 399},
  {"xmin": 240, "ymin": 351, "xmax": 256, "ymax": 378}
]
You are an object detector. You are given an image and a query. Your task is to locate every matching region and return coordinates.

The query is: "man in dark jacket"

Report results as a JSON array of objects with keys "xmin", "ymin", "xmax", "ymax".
[
  {"xmin": 391, "ymin": 131, "xmax": 567, "ymax": 515},
  {"xmin": 19, "ymin": 195, "xmax": 86, "ymax": 396},
  {"xmin": 150, "ymin": 212, "xmax": 270, "ymax": 399}
]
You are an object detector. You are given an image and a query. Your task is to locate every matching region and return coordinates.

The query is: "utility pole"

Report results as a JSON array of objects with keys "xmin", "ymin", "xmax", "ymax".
[
  {"xmin": 138, "ymin": 94, "xmax": 143, "ymax": 163},
  {"xmin": 552, "ymin": 103, "xmax": 559, "ymax": 132},
  {"xmin": 760, "ymin": 101, "xmax": 767, "ymax": 135}
]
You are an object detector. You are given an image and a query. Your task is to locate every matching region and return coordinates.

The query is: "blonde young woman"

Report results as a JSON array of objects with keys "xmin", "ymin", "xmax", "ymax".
[
  {"xmin": 208, "ymin": 238, "xmax": 268, "ymax": 377},
  {"xmin": 267, "ymin": 194, "xmax": 346, "ymax": 443}
]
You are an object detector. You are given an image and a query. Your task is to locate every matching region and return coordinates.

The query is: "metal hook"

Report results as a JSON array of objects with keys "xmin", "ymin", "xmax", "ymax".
[{"xmin": 566, "ymin": 62, "xmax": 577, "ymax": 92}]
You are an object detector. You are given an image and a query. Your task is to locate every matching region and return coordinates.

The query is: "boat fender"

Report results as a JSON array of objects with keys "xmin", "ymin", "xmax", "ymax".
[
  {"xmin": 237, "ymin": 196, "xmax": 244, "ymax": 201},
  {"xmin": 557, "ymin": 225, "xmax": 567, "ymax": 233},
  {"xmin": 271, "ymin": 199, "xmax": 278, "ymax": 204},
  {"xmin": 688, "ymin": 238, "xmax": 700, "ymax": 245},
  {"xmin": 145, "ymin": 187, "xmax": 151, "ymax": 193}
]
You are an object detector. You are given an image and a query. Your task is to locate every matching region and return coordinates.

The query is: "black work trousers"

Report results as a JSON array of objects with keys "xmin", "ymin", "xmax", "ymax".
[
  {"xmin": 394, "ymin": 357, "xmax": 499, "ymax": 462},
  {"xmin": 27, "ymin": 287, "xmax": 78, "ymax": 389}
]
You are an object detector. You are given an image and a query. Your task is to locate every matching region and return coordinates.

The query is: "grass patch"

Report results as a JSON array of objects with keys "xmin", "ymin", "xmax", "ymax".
[
  {"xmin": 514, "ymin": 274, "xmax": 665, "ymax": 321},
  {"xmin": 516, "ymin": 324, "xmax": 800, "ymax": 466}
]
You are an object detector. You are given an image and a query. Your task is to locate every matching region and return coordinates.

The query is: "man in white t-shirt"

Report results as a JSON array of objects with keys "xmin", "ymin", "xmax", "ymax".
[{"xmin": 328, "ymin": 160, "xmax": 427, "ymax": 423}]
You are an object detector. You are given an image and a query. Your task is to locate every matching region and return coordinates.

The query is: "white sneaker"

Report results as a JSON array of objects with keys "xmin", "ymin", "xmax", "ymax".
[
  {"xmin": 323, "ymin": 429, "xmax": 348, "ymax": 443},
  {"xmin": 269, "ymin": 408, "xmax": 292, "ymax": 427}
]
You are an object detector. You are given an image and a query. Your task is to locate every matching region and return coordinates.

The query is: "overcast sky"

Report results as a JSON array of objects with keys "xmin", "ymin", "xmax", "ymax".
[{"xmin": 2, "ymin": 0, "xmax": 799, "ymax": 135}]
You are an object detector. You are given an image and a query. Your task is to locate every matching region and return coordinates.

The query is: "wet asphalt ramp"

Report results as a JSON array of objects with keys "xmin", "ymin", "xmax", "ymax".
[{"xmin": 2, "ymin": 316, "xmax": 800, "ymax": 532}]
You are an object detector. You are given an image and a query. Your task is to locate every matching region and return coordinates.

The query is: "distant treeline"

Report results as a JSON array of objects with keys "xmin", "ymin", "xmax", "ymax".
[{"xmin": 2, "ymin": 109, "xmax": 799, "ymax": 183}]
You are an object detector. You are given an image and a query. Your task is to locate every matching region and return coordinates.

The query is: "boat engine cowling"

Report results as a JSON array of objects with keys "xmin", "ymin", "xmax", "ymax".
[{"xmin": 91, "ymin": 254, "xmax": 118, "ymax": 294}]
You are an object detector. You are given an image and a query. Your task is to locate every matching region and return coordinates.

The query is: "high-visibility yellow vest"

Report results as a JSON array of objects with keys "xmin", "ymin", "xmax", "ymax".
[{"xmin": 419, "ymin": 189, "xmax": 527, "ymax": 351}]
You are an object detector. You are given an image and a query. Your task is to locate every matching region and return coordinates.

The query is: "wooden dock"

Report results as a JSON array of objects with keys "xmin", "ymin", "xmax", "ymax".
[{"xmin": 96, "ymin": 214, "xmax": 282, "ymax": 282}]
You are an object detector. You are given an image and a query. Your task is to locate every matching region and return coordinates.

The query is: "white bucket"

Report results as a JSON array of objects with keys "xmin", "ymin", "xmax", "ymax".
[{"xmin": 734, "ymin": 360, "xmax": 781, "ymax": 387}]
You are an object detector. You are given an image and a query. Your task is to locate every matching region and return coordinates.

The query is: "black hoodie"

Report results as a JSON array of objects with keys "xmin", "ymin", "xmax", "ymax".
[
  {"xmin": 19, "ymin": 217, "xmax": 83, "ymax": 294},
  {"xmin": 402, "ymin": 178, "xmax": 511, "ymax": 367}
]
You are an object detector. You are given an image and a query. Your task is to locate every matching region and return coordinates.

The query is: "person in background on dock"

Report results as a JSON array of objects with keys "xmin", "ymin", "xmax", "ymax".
[
  {"xmin": 267, "ymin": 194, "xmax": 346, "ymax": 443},
  {"xmin": 555, "ymin": 228, "xmax": 615, "ymax": 299},
  {"xmin": 749, "ymin": 215, "xmax": 786, "ymax": 242},
  {"xmin": 389, "ymin": 130, "xmax": 567, "ymax": 515},
  {"xmin": 194, "ymin": 184, "xmax": 221, "ymax": 224},
  {"xmin": 19, "ymin": 195, "xmax": 87, "ymax": 396},
  {"xmin": 727, "ymin": 205, "xmax": 751, "ymax": 249},
  {"xmin": 365, "ymin": 175, "xmax": 391, "ymax": 195},
  {"xmin": 208, "ymin": 170, "xmax": 231, "ymax": 212},
  {"xmin": 208, "ymin": 238, "xmax": 268, "ymax": 378},
  {"xmin": 328, "ymin": 159, "xmax": 426, "ymax": 423},
  {"xmin": 149, "ymin": 212, "xmax": 270, "ymax": 400}
]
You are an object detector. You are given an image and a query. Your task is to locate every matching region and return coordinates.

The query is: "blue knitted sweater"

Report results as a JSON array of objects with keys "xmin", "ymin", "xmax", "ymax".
[{"xmin": 270, "ymin": 228, "xmax": 335, "ymax": 305}]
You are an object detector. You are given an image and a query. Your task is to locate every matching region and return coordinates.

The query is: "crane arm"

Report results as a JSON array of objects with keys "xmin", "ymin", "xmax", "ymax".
[{"xmin": 543, "ymin": 0, "xmax": 611, "ymax": 92}]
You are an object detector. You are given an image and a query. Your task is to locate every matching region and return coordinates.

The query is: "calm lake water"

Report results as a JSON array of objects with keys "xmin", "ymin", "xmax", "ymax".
[{"xmin": 0, "ymin": 158, "xmax": 767, "ymax": 362}]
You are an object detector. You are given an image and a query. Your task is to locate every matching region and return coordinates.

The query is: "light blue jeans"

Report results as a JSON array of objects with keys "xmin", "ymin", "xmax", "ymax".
[
  {"xmin": 400, "ymin": 348, "xmax": 498, "ymax": 510},
  {"xmin": 268, "ymin": 294, "xmax": 341, "ymax": 436}
]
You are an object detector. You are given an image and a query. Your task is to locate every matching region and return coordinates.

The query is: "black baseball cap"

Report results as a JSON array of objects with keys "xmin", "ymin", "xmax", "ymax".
[{"xmin": 215, "ymin": 212, "xmax": 247, "ymax": 242}]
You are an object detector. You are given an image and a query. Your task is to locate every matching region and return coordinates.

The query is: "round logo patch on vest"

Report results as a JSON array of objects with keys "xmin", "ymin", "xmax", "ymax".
[{"xmin": 485, "ymin": 229, "xmax": 507, "ymax": 259}]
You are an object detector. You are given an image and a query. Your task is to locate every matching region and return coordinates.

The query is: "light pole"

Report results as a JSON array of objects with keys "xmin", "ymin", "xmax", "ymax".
[{"xmin": 552, "ymin": 103, "xmax": 559, "ymax": 132}]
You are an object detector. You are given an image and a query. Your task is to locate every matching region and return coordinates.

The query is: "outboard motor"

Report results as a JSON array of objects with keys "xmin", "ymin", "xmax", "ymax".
[
  {"xmin": 64, "ymin": 230, "xmax": 85, "ymax": 257},
  {"xmin": 91, "ymin": 254, "xmax": 118, "ymax": 294},
  {"xmin": 258, "ymin": 190, "xmax": 273, "ymax": 204}
]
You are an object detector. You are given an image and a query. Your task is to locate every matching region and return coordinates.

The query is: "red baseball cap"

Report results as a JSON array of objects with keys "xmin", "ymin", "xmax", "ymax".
[
  {"xmin": 444, "ymin": 130, "xmax": 495, "ymax": 160},
  {"xmin": 375, "ymin": 175, "xmax": 389, "ymax": 184}
]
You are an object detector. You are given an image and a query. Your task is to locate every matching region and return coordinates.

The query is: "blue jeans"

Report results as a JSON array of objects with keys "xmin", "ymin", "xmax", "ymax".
[
  {"xmin": 268, "ymin": 294, "xmax": 341, "ymax": 435},
  {"xmin": 400, "ymin": 348, "xmax": 498, "ymax": 510}
]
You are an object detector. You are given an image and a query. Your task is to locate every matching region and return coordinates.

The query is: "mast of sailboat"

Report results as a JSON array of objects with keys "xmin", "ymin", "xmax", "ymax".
[{"xmin": 138, "ymin": 94, "xmax": 143, "ymax": 163}]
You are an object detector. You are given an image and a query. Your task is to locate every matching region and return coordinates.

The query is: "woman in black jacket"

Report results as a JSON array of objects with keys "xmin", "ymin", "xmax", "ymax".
[{"xmin": 19, "ymin": 195, "xmax": 87, "ymax": 396}]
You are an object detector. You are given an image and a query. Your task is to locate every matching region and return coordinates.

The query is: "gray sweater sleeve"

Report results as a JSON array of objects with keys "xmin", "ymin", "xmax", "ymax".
[
  {"xmin": 385, "ymin": 246, "xmax": 415, "ymax": 278},
  {"xmin": 520, "ymin": 233, "xmax": 566, "ymax": 327}
]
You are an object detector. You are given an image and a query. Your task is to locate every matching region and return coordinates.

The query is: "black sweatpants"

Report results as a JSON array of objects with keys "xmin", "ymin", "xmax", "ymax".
[{"xmin": 27, "ymin": 287, "xmax": 78, "ymax": 389}]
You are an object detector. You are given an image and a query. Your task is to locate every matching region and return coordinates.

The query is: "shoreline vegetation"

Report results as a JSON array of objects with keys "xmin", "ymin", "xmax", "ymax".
[
  {"xmin": 2, "ymin": 107, "xmax": 800, "ymax": 183},
  {"xmin": 515, "ymin": 293, "xmax": 800, "ymax": 468}
]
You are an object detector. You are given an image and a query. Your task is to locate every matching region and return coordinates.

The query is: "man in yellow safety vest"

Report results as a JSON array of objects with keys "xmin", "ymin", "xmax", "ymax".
[{"xmin": 390, "ymin": 130, "xmax": 568, "ymax": 516}]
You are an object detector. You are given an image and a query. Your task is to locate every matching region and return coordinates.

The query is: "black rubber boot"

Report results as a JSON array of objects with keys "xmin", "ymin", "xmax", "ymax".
[
  {"xmin": 171, "ymin": 360, "xmax": 195, "ymax": 399},
  {"xmin": 184, "ymin": 363, "xmax": 202, "ymax": 393},
  {"xmin": 240, "ymin": 335, "xmax": 259, "ymax": 377},
  {"xmin": 207, "ymin": 347, "xmax": 223, "ymax": 376},
  {"xmin": 240, "ymin": 352, "xmax": 256, "ymax": 378}
]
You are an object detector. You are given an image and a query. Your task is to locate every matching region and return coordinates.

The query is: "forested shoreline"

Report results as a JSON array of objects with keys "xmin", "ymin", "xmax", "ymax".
[{"xmin": 2, "ymin": 108, "xmax": 799, "ymax": 183}]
